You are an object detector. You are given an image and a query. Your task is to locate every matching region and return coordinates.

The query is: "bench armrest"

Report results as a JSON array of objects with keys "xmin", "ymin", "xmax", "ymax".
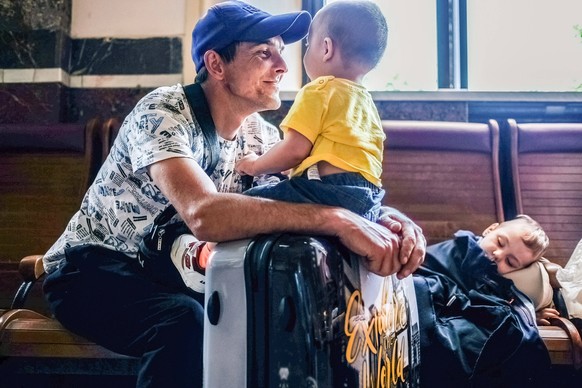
[
  {"xmin": 548, "ymin": 316, "xmax": 582, "ymax": 369},
  {"xmin": 11, "ymin": 255, "xmax": 45, "ymax": 309}
]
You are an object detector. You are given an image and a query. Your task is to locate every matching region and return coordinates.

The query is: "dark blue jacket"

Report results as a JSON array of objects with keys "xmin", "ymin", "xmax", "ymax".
[{"xmin": 413, "ymin": 231, "xmax": 550, "ymax": 387}]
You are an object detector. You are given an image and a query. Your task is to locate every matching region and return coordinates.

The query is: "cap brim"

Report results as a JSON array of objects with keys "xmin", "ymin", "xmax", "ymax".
[{"xmin": 241, "ymin": 11, "xmax": 311, "ymax": 44}]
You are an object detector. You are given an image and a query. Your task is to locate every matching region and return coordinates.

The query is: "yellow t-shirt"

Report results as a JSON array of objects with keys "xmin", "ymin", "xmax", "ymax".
[{"xmin": 280, "ymin": 76, "xmax": 385, "ymax": 187}]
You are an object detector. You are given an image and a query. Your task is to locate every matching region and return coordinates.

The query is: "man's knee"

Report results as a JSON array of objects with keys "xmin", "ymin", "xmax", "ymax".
[
  {"xmin": 148, "ymin": 295, "xmax": 204, "ymax": 348},
  {"xmin": 136, "ymin": 298, "xmax": 204, "ymax": 387}
]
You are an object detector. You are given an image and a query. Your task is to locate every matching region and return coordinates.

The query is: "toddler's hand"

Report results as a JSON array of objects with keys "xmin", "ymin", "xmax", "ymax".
[
  {"xmin": 535, "ymin": 307, "xmax": 560, "ymax": 326},
  {"xmin": 235, "ymin": 152, "xmax": 259, "ymax": 176}
]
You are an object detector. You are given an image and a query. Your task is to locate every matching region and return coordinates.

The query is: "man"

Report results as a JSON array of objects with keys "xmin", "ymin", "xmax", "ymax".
[{"xmin": 42, "ymin": 1, "xmax": 425, "ymax": 386}]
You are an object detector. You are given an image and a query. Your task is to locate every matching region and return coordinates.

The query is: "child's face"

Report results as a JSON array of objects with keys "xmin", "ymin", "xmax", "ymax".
[{"xmin": 479, "ymin": 221, "xmax": 537, "ymax": 274}]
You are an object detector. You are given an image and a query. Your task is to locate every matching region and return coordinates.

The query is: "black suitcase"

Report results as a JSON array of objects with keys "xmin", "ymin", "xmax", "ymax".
[{"xmin": 203, "ymin": 234, "xmax": 420, "ymax": 387}]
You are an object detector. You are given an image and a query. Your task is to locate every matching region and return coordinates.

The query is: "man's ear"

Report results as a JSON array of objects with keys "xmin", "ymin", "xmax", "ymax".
[
  {"xmin": 482, "ymin": 223, "xmax": 500, "ymax": 236},
  {"xmin": 322, "ymin": 37, "xmax": 334, "ymax": 62},
  {"xmin": 204, "ymin": 50, "xmax": 225, "ymax": 80}
]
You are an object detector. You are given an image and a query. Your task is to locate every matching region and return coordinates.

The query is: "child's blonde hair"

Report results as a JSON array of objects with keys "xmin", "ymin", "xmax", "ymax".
[{"xmin": 511, "ymin": 214, "xmax": 550, "ymax": 260}]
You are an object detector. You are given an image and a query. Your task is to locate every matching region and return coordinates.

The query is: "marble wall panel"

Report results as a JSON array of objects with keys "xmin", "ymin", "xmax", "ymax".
[
  {"xmin": 262, "ymin": 100, "xmax": 469, "ymax": 127},
  {"xmin": 375, "ymin": 101, "xmax": 468, "ymax": 122},
  {"xmin": 70, "ymin": 38, "xmax": 182, "ymax": 75},
  {"xmin": 9, "ymin": 82, "xmax": 580, "ymax": 127},
  {"xmin": 0, "ymin": 0, "xmax": 71, "ymax": 32},
  {"xmin": 0, "ymin": 83, "xmax": 477, "ymax": 126},
  {"xmin": 0, "ymin": 83, "xmax": 65, "ymax": 124},
  {"xmin": 0, "ymin": 30, "xmax": 70, "ymax": 69},
  {"xmin": 469, "ymin": 101, "xmax": 582, "ymax": 124},
  {"xmin": 66, "ymin": 87, "xmax": 153, "ymax": 123}
]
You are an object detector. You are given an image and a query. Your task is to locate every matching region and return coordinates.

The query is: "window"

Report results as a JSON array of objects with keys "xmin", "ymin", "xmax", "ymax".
[
  {"xmin": 248, "ymin": 0, "xmax": 582, "ymax": 92},
  {"xmin": 346, "ymin": 0, "xmax": 438, "ymax": 91},
  {"xmin": 467, "ymin": 0, "xmax": 582, "ymax": 92},
  {"xmin": 317, "ymin": 0, "xmax": 439, "ymax": 91}
]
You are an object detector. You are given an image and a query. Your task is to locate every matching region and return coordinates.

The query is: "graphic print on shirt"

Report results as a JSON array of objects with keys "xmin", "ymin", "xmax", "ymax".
[{"xmin": 43, "ymin": 84, "xmax": 281, "ymax": 273}]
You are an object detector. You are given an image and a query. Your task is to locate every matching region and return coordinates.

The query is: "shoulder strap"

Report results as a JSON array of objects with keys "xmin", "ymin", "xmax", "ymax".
[
  {"xmin": 183, "ymin": 83, "xmax": 220, "ymax": 176},
  {"xmin": 153, "ymin": 204, "xmax": 179, "ymax": 225},
  {"xmin": 154, "ymin": 83, "xmax": 219, "ymax": 224}
]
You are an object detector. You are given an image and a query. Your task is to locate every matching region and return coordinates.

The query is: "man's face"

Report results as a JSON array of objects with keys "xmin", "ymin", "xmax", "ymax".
[
  {"xmin": 221, "ymin": 36, "xmax": 288, "ymax": 112},
  {"xmin": 479, "ymin": 221, "xmax": 537, "ymax": 274}
]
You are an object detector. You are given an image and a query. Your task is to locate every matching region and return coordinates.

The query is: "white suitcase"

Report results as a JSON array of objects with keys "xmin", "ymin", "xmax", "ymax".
[{"xmin": 203, "ymin": 234, "xmax": 420, "ymax": 387}]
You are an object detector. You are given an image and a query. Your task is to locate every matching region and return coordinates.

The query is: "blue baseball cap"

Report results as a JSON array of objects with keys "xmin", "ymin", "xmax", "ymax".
[{"xmin": 192, "ymin": 1, "xmax": 312, "ymax": 72}]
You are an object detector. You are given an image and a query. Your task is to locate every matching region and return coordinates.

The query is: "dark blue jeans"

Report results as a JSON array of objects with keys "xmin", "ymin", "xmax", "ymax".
[
  {"xmin": 43, "ymin": 245, "xmax": 204, "ymax": 388},
  {"xmin": 244, "ymin": 172, "xmax": 385, "ymax": 221}
]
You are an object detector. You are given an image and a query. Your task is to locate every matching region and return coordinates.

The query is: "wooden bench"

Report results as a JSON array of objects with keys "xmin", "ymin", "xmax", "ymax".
[
  {"xmin": 0, "ymin": 120, "xmax": 103, "ymax": 265},
  {"xmin": 0, "ymin": 309, "xmax": 134, "ymax": 359},
  {"xmin": 381, "ymin": 119, "xmax": 504, "ymax": 245},
  {"xmin": 0, "ymin": 118, "xmax": 135, "ymax": 374},
  {"xmin": 509, "ymin": 118, "xmax": 582, "ymax": 368},
  {"xmin": 382, "ymin": 119, "xmax": 581, "ymax": 369},
  {"xmin": 509, "ymin": 119, "xmax": 582, "ymax": 267},
  {"xmin": 0, "ymin": 119, "xmax": 106, "ymax": 316},
  {"xmin": 1, "ymin": 118, "xmax": 580, "ymax": 375},
  {"xmin": 538, "ymin": 320, "xmax": 582, "ymax": 367}
]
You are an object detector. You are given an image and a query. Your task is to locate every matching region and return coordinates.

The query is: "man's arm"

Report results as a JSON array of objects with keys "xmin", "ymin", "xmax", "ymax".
[
  {"xmin": 236, "ymin": 128, "xmax": 312, "ymax": 176},
  {"xmin": 150, "ymin": 156, "xmax": 406, "ymax": 277}
]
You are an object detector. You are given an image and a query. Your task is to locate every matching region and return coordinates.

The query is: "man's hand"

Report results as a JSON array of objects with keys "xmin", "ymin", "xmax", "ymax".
[
  {"xmin": 377, "ymin": 206, "xmax": 426, "ymax": 279},
  {"xmin": 333, "ymin": 209, "xmax": 403, "ymax": 277}
]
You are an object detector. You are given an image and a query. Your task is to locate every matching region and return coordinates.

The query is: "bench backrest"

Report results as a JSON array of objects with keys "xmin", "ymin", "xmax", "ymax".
[
  {"xmin": 509, "ymin": 119, "xmax": 582, "ymax": 267},
  {"xmin": 0, "ymin": 119, "xmax": 102, "ymax": 263},
  {"xmin": 382, "ymin": 119, "xmax": 504, "ymax": 246}
]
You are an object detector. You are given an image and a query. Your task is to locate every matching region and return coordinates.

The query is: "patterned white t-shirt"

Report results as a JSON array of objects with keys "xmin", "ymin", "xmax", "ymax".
[{"xmin": 43, "ymin": 84, "xmax": 281, "ymax": 274}]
